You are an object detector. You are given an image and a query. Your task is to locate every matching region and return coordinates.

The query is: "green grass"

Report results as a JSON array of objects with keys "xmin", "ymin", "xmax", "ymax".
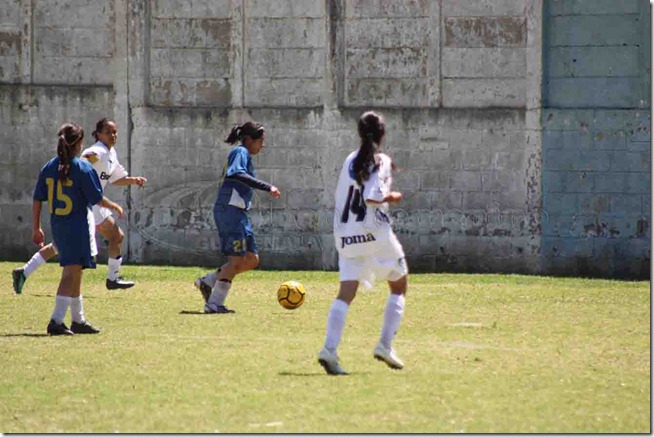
[{"xmin": 0, "ymin": 261, "xmax": 649, "ymax": 433}]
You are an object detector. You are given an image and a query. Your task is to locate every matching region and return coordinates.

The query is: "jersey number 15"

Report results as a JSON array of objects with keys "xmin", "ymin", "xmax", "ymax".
[{"xmin": 45, "ymin": 178, "xmax": 73, "ymax": 216}]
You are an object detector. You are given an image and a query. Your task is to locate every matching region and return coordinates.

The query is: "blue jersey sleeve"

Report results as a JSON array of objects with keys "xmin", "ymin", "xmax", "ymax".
[
  {"xmin": 79, "ymin": 161, "xmax": 103, "ymax": 206},
  {"xmin": 225, "ymin": 147, "xmax": 250, "ymax": 177},
  {"xmin": 33, "ymin": 168, "xmax": 48, "ymax": 202}
]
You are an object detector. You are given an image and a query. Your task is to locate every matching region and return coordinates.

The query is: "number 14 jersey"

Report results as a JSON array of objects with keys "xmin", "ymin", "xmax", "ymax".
[{"xmin": 333, "ymin": 150, "xmax": 397, "ymax": 258}]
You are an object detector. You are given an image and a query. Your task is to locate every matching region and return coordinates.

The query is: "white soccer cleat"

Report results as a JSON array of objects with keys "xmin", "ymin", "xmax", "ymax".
[
  {"xmin": 373, "ymin": 343, "xmax": 404, "ymax": 370},
  {"xmin": 318, "ymin": 347, "xmax": 348, "ymax": 375}
]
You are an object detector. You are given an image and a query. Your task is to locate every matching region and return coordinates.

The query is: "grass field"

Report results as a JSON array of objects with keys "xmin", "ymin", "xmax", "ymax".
[{"xmin": 0, "ymin": 261, "xmax": 650, "ymax": 433}]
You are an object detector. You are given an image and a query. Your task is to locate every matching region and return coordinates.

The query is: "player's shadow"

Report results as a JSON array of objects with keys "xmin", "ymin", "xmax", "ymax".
[
  {"xmin": 1, "ymin": 333, "xmax": 50, "ymax": 338},
  {"xmin": 278, "ymin": 371, "xmax": 368, "ymax": 377},
  {"xmin": 179, "ymin": 310, "xmax": 209, "ymax": 315}
]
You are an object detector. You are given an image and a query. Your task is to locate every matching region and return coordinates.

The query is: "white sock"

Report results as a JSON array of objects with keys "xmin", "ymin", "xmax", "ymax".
[
  {"xmin": 208, "ymin": 280, "xmax": 231, "ymax": 307},
  {"xmin": 70, "ymin": 296, "xmax": 86, "ymax": 324},
  {"xmin": 380, "ymin": 293, "xmax": 405, "ymax": 348},
  {"xmin": 51, "ymin": 295, "xmax": 71, "ymax": 324},
  {"xmin": 23, "ymin": 252, "xmax": 46, "ymax": 278},
  {"xmin": 204, "ymin": 270, "xmax": 218, "ymax": 287},
  {"xmin": 108, "ymin": 257, "xmax": 122, "ymax": 281},
  {"xmin": 324, "ymin": 299, "xmax": 349, "ymax": 354}
]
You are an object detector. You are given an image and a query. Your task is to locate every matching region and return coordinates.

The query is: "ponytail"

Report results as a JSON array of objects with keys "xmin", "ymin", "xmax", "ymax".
[
  {"xmin": 225, "ymin": 126, "xmax": 241, "ymax": 144},
  {"xmin": 56, "ymin": 123, "xmax": 84, "ymax": 182},
  {"xmin": 225, "ymin": 121, "xmax": 265, "ymax": 145},
  {"xmin": 57, "ymin": 135, "xmax": 72, "ymax": 182},
  {"xmin": 353, "ymin": 111, "xmax": 385, "ymax": 186}
]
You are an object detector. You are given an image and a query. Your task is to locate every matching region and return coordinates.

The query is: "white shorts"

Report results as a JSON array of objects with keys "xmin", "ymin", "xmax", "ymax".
[
  {"xmin": 338, "ymin": 232, "xmax": 408, "ymax": 289},
  {"xmin": 88, "ymin": 208, "xmax": 98, "ymax": 257},
  {"xmin": 92, "ymin": 204, "xmax": 113, "ymax": 227}
]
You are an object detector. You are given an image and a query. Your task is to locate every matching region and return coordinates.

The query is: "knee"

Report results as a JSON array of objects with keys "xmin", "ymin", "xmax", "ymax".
[
  {"xmin": 233, "ymin": 254, "xmax": 258, "ymax": 274},
  {"xmin": 249, "ymin": 254, "xmax": 260, "ymax": 270},
  {"xmin": 111, "ymin": 227, "xmax": 124, "ymax": 245}
]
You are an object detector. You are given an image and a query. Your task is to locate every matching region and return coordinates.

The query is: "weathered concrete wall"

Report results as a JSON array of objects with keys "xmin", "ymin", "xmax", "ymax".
[
  {"xmin": 0, "ymin": 0, "xmax": 649, "ymax": 278},
  {"xmin": 124, "ymin": 0, "xmax": 543, "ymax": 273},
  {"xmin": 541, "ymin": 0, "xmax": 651, "ymax": 278}
]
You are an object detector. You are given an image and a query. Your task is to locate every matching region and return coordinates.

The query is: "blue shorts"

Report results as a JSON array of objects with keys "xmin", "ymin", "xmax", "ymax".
[
  {"xmin": 52, "ymin": 218, "xmax": 96, "ymax": 269},
  {"xmin": 214, "ymin": 204, "xmax": 258, "ymax": 257}
]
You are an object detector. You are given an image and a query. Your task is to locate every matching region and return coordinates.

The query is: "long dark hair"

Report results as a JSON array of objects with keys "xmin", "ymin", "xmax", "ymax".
[
  {"xmin": 92, "ymin": 117, "xmax": 113, "ymax": 141},
  {"xmin": 56, "ymin": 123, "xmax": 84, "ymax": 183},
  {"xmin": 225, "ymin": 121, "xmax": 265, "ymax": 144},
  {"xmin": 353, "ymin": 111, "xmax": 385, "ymax": 186}
]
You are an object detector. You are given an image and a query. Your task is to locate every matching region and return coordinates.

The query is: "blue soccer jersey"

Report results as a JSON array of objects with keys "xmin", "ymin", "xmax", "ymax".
[
  {"xmin": 216, "ymin": 145, "xmax": 255, "ymax": 210},
  {"xmin": 33, "ymin": 157, "xmax": 103, "ymax": 267}
]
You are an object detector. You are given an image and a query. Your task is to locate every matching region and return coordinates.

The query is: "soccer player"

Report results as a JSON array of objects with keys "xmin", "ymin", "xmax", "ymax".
[
  {"xmin": 195, "ymin": 121, "xmax": 281, "ymax": 313},
  {"xmin": 33, "ymin": 123, "xmax": 124, "ymax": 335},
  {"xmin": 318, "ymin": 111, "xmax": 409, "ymax": 375},
  {"xmin": 12, "ymin": 118, "xmax": 146, "ymax": 293}
]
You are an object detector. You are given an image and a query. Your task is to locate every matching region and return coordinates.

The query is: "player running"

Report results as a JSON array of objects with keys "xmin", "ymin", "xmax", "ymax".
[
  {"xmin": 194, "ymin": 121, "xmax": 281, "ymax": 313},
  {"xmin": 318, "ymin": 111, "xmax": 409, "ymax": 375},
  {"xmin": 12, "ymin": 118, "xmax": 146, "ymax": 293}
]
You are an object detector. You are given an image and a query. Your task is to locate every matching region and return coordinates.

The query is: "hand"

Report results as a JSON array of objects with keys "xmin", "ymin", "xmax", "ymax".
[
  {"xmin": 269, "ymin": 186, "xmax": 281, "ymax": 199},
  {"xmin": 387, "ymin": 191, "xmax": 403, "ymax": 203},
  {"xmin": 32, "ymin": 229, "xmax": 45, "ymax": 247},
  {"xmin": 114, "ymin": 204, "xmax": 125, "ymax": 219},
  {"xmin": 133, "ymin": 177, "xmax": 147, "ymax": 188}
]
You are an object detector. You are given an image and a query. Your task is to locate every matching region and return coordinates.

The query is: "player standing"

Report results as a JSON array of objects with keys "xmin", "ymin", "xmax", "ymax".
[
  {"xmin": 195, "ymin": 121, "xmax": 281, "ymax": 313},
  {"xmin": 318, "ymin": 111, "xmax": 409, "ymax": 375},
  {"xmin": 33, "ymin": 123, "xmax": 124, "ymax": 335},
  {"xmin": 12, "ymin": 118, "xmax": 146, "ymax": 292}
]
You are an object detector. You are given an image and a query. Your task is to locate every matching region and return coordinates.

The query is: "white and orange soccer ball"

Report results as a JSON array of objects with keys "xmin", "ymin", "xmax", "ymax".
[{"xmin": 277, "ymin": 280, "xmax": 306, "ymax": 310}]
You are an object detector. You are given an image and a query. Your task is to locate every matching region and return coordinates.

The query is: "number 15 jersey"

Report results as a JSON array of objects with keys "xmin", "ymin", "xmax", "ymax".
[{"xmin": 333, "ymin": 150, "xmax": 400, "ymax": 258}]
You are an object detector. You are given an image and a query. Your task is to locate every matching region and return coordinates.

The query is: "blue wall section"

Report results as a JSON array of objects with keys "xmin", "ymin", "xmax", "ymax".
[{"xmin": 541, "ymin": 0, "xmax": 651, "ymax": 278}]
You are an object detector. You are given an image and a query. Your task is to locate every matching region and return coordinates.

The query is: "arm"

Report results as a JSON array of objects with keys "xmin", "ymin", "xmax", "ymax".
[
  {"xmin": 366, "ymin": 192, "xmax": 402, "ymax": 205},
  {"xmin": 226, "ymin": 173, "xmax": 281, "ymax": 198},
  {"xmin": 32, "ymin": 200, "xmax": 45, "ymax": 247},
  {"xmin": 99, "ymin": 196, "xmax": 125, "ymax": 219},
  {"xmin": 111, "ymin": 176, "xmax": 147, "ymax": 188}
]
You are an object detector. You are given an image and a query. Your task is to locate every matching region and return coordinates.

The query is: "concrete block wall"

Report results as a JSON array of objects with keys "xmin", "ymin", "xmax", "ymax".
[
  {"xmin": 541, "ymin": 0, "xmax": 651, "ymax": 278},
  {"xmin": 0, "ymin": 0, "xmax": 116, "ymax": 261},
  {"xmin": 0, "ymin": 0, "xmax": 648, "ymax": 279}
]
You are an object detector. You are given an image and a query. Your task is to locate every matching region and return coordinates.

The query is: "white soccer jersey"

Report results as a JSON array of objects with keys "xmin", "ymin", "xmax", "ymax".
[
  {"xmin": 81, "ymin": 141, "xmax": 128, "ymax": 189},
  {"xmin": 333, "ymin": 150, "xmax": 397, "ymax": 258}
]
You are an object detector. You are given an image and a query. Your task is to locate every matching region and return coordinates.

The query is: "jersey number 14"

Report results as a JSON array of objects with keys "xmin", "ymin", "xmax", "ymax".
[{"xmin": 341, "ymin": 185, "xmax": 366, "ymax": 223}]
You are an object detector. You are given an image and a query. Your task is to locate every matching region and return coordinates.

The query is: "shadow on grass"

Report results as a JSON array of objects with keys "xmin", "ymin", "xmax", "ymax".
[
  {"xmin": 14, "ymin": 294, "xmax": 54, "ymax": 298},
  {"xmin": 278, "ymin": 371, "xmax": 369, "ymax": 377},
  {"xmin": 1, "ymin": 333, "xmax": 50, "ymax": 338}
]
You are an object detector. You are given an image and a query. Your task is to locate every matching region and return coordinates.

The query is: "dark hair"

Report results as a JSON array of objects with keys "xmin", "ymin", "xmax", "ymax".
[
  {"xmin": 225, "ymin": 121, "xmax": 265, "ymax": 144},
  {"xmin": 92, "ymin": 117, "xmax": 113, "ymax": 141},
  {"xmin": 353, "ymin": 111, "xmax": 385, "ymax": 186},
  {"xmin": 56, "ymin": 123, "xmax": 84, "ymax": 182}
]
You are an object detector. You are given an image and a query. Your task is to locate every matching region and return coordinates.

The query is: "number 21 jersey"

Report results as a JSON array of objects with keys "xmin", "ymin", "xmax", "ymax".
[{"xmin": 333, "ymin": 150, "xmax": 396, "ymax": 258}]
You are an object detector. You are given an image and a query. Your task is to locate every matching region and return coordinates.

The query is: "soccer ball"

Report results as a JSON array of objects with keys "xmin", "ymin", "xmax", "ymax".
[{"xmin": 277, "ymin": 280, "xmax": 306, "ymax": 310}]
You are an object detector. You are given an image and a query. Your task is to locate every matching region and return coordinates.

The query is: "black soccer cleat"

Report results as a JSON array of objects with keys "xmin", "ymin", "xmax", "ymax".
[
  {"xmin": 204, "ymin": 303, "xmax": 236, "ymax": 314},
  {"xmin": 194, "ymin": 277, "xmax": 212, "ymax": 303},
  {"xmin": 106, "ymin": 276, "xmax": 135, "ymax": 290},
  {"xmin": 47, "ymin": 320, "xmax": 74, "ymax": 336},
  {"xmin": 12, "ymin": 268, "xmax": 26, "ymax": 294},
  {"xmin": 70, "ymin": 321, "xmax": 101, "ymax": 334}
]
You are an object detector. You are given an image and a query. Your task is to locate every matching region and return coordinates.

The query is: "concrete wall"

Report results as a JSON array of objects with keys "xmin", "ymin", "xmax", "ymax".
[
  {"xmin": 0, "ymin": 0, "xmax": 649, "ymax": 278},
  {"xmin": 541, "ymin": 0, "xmax": 651, "ymax": 278}
]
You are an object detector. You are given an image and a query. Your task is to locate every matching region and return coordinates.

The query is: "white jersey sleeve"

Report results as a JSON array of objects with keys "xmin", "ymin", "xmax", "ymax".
[{"xmin": 362, "ymin": 153, "xmax": 392, "ymax": 204}]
